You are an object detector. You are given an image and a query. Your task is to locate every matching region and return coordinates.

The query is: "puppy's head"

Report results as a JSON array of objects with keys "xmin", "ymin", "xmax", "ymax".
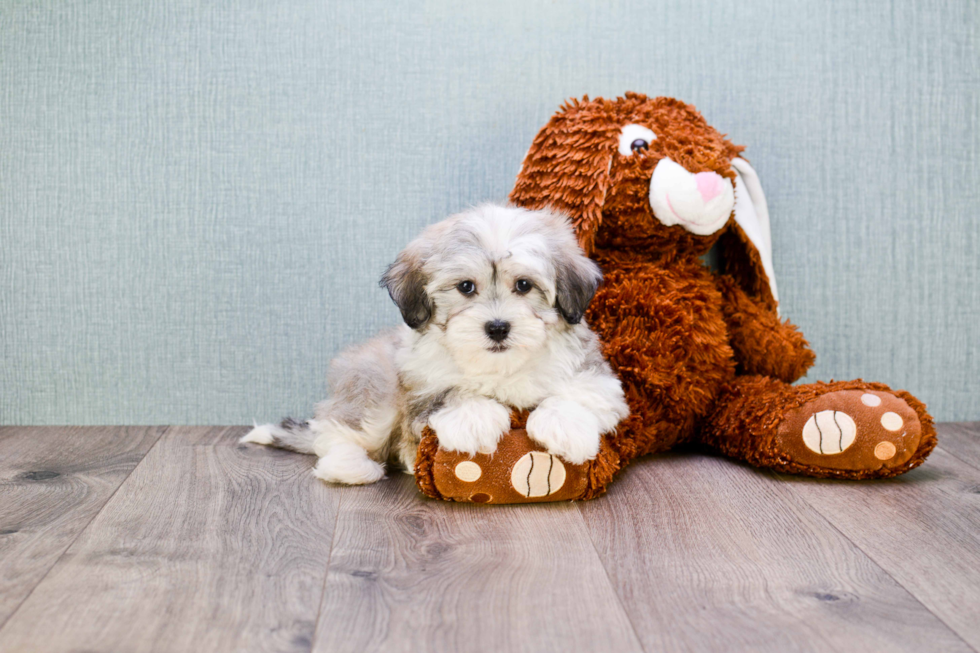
[{"xmin": 381, "ymin": 204, "xmax": 601, "ymax": 374}]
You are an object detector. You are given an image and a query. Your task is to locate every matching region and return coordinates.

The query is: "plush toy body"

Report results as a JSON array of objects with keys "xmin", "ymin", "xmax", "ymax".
[{"xmin": 415, "ymin": 93, "xmax": 935, "ymax": 503}]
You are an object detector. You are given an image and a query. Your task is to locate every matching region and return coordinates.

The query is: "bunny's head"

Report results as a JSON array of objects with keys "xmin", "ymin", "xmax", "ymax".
[{"xmin": 510, "ymin": 93, "xmax": 779, "ymax": 309}]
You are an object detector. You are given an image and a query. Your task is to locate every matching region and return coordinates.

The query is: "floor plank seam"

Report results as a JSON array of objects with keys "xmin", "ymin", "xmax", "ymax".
[
  {"xmin": 309, "ymin": 485, "xmax": 345, "ymax": 652},
  {"xmin": 767, "ymin": 468, "xmax": 980, "ymax": 653},
  {"xmin": 0, "ymin": 425, "xmax": 171, "ymax": 635},
  {"xmin": 574, "ymin": 500, "xmax": 652, "ymax": 653},
  {"xmin": 935, "ymin": 445, "xmax": 980, "ymax": 474}
]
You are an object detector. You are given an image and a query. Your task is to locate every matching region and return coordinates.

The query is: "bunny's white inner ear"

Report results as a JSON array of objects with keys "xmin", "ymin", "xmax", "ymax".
[{"xmin": 731, "ymin": 157, "xmax": 779, "ymax": 308}]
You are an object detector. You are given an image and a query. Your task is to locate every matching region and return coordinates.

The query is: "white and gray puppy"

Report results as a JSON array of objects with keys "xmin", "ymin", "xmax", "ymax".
[{"xmin": 242, "ymin": 204, "xmax": 628, "ymax": 485}]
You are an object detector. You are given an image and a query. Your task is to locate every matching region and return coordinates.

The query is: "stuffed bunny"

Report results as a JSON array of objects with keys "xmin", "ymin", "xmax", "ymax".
[{"xmin": 414, "ymin": 93, "xmax": 936, "ymax": 503}]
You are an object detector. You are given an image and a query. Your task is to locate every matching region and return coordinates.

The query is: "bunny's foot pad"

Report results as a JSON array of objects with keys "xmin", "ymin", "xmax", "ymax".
[
  {"xmin": 776, "ymin": 390, "xmax": 922, "ymax": 473},
  {"xmin": 414, "ymin": 424, "xmax": 624, "ymax": 504},
  {"xmin": 415, "ymin": 429, "xmax": 588, "ymax": 503}
]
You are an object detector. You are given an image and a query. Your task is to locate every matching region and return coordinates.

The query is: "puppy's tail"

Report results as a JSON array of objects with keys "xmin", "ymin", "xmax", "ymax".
[{"xmin": 240, "ymin": 418, "xmax": 317, "ymax": 454}]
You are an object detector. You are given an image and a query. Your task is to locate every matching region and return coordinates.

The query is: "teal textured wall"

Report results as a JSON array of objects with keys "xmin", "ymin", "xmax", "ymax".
[{"xmin": 2, "ymin": 0, "xmax": 978, "ymax": 424}]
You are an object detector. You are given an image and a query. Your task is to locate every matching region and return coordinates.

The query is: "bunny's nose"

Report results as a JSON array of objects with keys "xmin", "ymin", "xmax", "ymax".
[{"xmin": 694, "ymin": 172, "xmax": 723, "ymax": 203}]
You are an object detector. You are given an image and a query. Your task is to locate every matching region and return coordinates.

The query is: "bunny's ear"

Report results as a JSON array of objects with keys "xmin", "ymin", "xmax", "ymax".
[
  {"xmin": 716, "ymin": 158, "xmax": 780, "ymax": 312},
  {"xmin": 509, "ymin": 97, "xmax": 621, "ymax": 254}
]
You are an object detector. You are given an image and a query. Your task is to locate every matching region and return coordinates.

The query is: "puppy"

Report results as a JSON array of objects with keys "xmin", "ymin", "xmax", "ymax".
[{"xmin": 242, "ymin": 204, "xmax": 629, "ymax": 485}]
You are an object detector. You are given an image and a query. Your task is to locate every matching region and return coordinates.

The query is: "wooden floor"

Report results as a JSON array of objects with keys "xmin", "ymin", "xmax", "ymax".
[{"xmin": 0, "ymin": 424, "xmax": 978, "ymax": 652}]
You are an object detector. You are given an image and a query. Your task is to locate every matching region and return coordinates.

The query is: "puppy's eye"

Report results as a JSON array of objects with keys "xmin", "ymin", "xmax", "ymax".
[
  {"xmin": 456, "ymin": 280, "xmax": 476, "ymax": 295},
  {"xmin": 618, "ymin": 124, "xmax": 657, "ymax": 156},
  {"xmin": 514, "ymin": 278, "xmax": 533, "ymax": 294}
]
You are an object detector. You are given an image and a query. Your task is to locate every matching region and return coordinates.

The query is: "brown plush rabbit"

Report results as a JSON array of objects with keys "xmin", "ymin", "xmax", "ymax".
[{"xmin": 415, "ymin": 93, "xmax": 935, "ymax": 503}]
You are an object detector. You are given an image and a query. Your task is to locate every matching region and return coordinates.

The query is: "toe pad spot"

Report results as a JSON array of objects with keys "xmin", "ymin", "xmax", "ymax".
[
  {"xmin": 454, "ymin": 461, "xmax": 482, "ymax": 482},
  {"xmin": 880, "ymin": 412, "xmax": 903, "ymax": 431},
  {"xmin": 861, "ymin": 393, "xmax": 882, "ymax": 407},
  {"xmin": 874, "ymin": 441, "xmax": 897, "ymax": 460}
]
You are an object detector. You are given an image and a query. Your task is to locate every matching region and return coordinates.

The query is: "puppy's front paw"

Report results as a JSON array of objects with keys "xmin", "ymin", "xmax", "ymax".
[
  {"xmin": 429, "ymin": 398, "xmax": 511, "ymax": 456},
  {"xmin": 527, "ymin": 401, "xmax": 601, "ymax": 464}
]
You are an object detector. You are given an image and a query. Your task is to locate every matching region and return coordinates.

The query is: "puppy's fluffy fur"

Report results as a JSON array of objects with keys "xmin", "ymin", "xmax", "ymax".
[{"xmin": 243, "ymin": 204, "xmax": 628, "ymax": 485}]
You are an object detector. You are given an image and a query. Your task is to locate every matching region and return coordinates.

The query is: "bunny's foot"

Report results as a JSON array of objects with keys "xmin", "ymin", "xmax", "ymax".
[
  {"xmin": 414, "ymin": 411, "xmax": 622, "ymax": 503},
  {"xmin": 700, "ymin": 376, "xmax": 937, "ymax": 479},
  {"xmin": 774, "ymin": 389, "xmax": 922, "ymax": 473}
]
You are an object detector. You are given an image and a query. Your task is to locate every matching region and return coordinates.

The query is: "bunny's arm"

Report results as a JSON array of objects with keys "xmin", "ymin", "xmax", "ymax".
[{"xmin": 715, "ymin": 274, "xmax": 815, "ymax": 383}]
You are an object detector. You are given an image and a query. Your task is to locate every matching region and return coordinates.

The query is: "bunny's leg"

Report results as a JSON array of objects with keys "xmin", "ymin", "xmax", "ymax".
[{"xmin": 697, "ymin": 375, "xmax": 937, "ymax": 479}]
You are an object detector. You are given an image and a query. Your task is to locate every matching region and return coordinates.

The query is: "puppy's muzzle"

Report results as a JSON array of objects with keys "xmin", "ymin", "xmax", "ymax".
[{"xmin": 484, "ymin": 320, "xmax": 510, "ymax": 343}]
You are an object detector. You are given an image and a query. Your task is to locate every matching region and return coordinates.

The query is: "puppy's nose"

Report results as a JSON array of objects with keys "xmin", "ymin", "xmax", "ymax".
[{"xmin": 484, "ymin": 320, "xmax": 510, "ymax": 342}]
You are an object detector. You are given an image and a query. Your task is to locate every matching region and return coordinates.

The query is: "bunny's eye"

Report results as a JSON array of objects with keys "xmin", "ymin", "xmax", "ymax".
[{"xmin": 618, "ymin": 124, "xmax": 657, "ymax": 156}]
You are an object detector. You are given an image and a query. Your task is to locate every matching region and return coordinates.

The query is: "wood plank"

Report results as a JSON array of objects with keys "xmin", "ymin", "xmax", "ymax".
[
  {"xmin": 579, "ymin": 452, "xmax": 973, "ymax": 653},
  {"xmin": 936, "ymin": 421, "xmax": 980, "ymax": 470},
  {"xmin": 0, "ymin": 426, "xmax": 165, "ymax": 628},
  {"xmin": 777, "ymin": 440, "xmax": 980, "ymax": 650},
  {"xmin": 0, "ymin": 426, "xmax": 340, "ymax": 653},
  {"xmin": 314, "ymin": 473, "xmax": 643, "ymax": 653}
]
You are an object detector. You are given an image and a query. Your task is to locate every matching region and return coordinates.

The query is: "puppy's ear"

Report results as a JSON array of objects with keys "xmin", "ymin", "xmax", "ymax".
[
  {"xmin": 554, "ymin": 239, "xmax": 603, "ymax": 325},
  {"xmin": 380, "ymin": 247, "xmax": 432, "ymax": 329},
  {"xmin": 510, "ymin": 96, "xmax": 622, "ymax": 255}
]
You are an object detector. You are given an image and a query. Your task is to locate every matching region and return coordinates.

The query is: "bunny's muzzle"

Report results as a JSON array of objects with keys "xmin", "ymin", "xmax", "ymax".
[{"xmin": 648, "ymin": 158, "xmax": 735, "ymax": 236}]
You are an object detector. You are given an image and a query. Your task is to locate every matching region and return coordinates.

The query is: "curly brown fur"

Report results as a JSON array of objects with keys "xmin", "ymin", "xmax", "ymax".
[
  {"xmin": 414, "ymin": 433, "xmax": 445, "ymax": 500},
  {"xmin": 506, "ymin": 92, "xmax": 936, "ymax": 485},
  {"xmin": 714, "ymin": 275, "xmax": 815, "ymax": 382}
]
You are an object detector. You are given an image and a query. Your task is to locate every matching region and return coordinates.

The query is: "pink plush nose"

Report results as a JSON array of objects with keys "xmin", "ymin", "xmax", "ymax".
[{"xmin": 694, "ymin": 172, "xmax": 722, "ymax": 203}]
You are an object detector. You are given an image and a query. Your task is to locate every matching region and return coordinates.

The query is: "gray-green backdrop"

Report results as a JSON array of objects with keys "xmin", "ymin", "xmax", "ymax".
[{"xmin": 2, "ymin": 0, "xmax": 978, "ymax": 424}]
